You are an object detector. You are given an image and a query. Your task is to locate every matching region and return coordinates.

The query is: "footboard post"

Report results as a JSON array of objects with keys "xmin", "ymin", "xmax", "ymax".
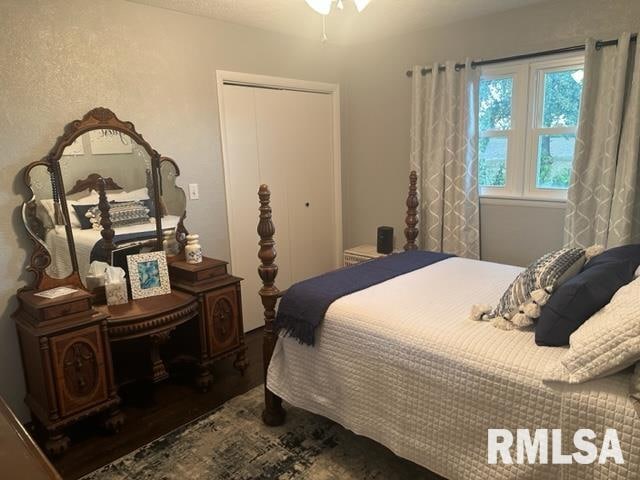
[
  {"xmin": 97, "ymin": 177, "xmax": 116, "ymax": 258},
  {"xmin": 403, "ymin": 170, "xmax": 419, "ymax": 251},
  {"xmin": 257, "ymin": 185, "xmax": 286, "ymax": 426}
]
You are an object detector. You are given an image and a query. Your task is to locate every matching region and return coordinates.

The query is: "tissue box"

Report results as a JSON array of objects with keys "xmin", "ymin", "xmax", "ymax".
[{"xmin": 105, "ymin": 282, "xmax": 128, "ymax": 306}]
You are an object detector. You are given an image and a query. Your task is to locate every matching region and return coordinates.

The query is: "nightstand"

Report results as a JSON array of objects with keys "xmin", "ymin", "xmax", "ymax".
[
  {"xmin": 169, "ymin": 257, "xmax": 248, "ymax": 391},
  {"xmin": 13, "ymin": 289, "xmax": 122, "ymax": 455},
  {"xmin": 343, "ymin": 244, "xmax": 395, "ymax": 266}
]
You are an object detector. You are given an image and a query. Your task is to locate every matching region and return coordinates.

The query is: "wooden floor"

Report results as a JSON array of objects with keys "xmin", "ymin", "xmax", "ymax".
[{"xmin": 48, "ymin": 328, "xmax": 264, "ymax": 480}]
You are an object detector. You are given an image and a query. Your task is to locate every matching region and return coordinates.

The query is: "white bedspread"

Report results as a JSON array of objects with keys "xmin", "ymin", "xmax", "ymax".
[
  {"xmin": 267, "ymin": 257, "xmax": 640, "ymax": 479},
  {"xmin": 46, "ymin": 215, "xmax": 180, "ymax": 282}
]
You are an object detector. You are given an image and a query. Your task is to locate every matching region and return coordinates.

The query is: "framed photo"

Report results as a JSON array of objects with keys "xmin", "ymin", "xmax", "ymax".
[
  {"xmin": 89, "ymin": 128, "xmax": 133, "ymax": 155},
  {"xmin": 62, "ymin": 137, "xmax": 84, "ymax": 156},
  {"xmin": 127, "ymin": 251, "xmax": 171, "ymax": 299}
]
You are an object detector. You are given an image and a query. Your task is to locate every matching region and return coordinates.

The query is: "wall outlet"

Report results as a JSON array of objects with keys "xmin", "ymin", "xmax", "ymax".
[{"xmin": 189, "ymin": 183, "xmax": 199, "ymax": 200}]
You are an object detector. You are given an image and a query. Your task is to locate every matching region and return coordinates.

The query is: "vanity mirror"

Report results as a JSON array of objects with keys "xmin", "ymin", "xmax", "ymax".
[
  {"xmin": 16, "ymin": 108, "xmax": 247, "ymax": 455},
  {"xmin": 22, "ymin": 108, "xmax": 188, "ymax": 290}
]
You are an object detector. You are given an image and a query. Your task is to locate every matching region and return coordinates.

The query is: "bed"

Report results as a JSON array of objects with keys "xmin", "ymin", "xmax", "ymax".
[
  {"xmin": 45, "ymin": 216, "xmax": 180, "ymax": 282},
  {"xmin": 255, "ymin": 173, "xmax": 640, "ymax": 479},
  {"xmin": 34, "ymin": 170, "xmax": 185, "ymax": 282}
]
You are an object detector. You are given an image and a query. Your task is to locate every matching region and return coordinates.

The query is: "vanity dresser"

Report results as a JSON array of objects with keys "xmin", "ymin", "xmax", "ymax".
[{"xmin": 14, "ymin": 108, "xmax": 247, "ymax": 455}]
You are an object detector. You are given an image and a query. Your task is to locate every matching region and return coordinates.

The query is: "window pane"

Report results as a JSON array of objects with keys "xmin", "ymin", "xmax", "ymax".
[
  {"xmin": 536, "ymin": 134, "xmax": 575, "ymax": 189},
  {"xmin": 541, "ymin": 68, "xmax": 583, "ymax": 127},
  {"xmin": 479, "ymin": 77, "xmax": 513, "ymax": 131},
  {"xmin": 479, "ymin": 136, "xmax": 507, "ymax": 187}
]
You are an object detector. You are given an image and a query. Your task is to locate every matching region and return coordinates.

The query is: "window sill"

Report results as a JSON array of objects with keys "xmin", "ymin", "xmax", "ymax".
[{"xmin": 480, "ymin": 196, "xmax": 567, "ymax": 209}]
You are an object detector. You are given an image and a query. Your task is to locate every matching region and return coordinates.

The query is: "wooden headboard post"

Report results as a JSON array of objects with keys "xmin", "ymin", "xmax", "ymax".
[
  {"xmin": 97, "ymin": 178, "xmax": 115, "ymax": 260},
  {"xmin": 257, "ymin": 184, "xmax": 286, "ymax": 426},
  {"xmin": 404, "ymin": 170, "xmax": 419, "ymax": 251}
]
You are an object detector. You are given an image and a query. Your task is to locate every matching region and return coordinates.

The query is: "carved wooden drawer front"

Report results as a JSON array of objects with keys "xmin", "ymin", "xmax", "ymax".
[
  {"xmin": 195, "ymin": 266, "xmax": 227, "ymax": 282},
  {"xmin": 49, "ymin": 325, "xmax": 108, "ymax": 417},
  {"xmin": 204, "ymin": 286, "xmax": 240, "ymax": 356},
  {"xmin": 42, "ymin": 299, "xmax": 90, "ymax": 321}
]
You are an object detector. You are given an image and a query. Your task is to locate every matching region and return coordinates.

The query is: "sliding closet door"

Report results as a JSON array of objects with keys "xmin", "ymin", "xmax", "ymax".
[{"xmin": 221, "ymin": 82, "xmax": 339, "ymax": 332}]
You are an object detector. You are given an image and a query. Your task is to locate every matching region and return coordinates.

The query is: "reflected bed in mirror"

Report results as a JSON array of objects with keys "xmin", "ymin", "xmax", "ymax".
[{"xmin": 21, "ymin": 108, "xmax": 188, "ymax": 290}]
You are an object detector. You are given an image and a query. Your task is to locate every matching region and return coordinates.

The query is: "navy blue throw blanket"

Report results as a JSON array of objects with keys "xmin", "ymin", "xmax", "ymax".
[{"xmin": 275, "ymin": 250, "xmax": 454, "ymax": 345}]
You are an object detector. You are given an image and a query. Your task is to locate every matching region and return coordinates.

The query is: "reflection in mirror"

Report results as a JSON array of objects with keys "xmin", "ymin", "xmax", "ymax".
[
  {"xmin": 56, "ymin": 129, "xmax": 161, "ymax": 284},
  {"xmin": 24, "ymin": 164, "xmax": 74, "ymax": 279},
  {"xmin": 20, "ymin": 108, "xmax": 191, "ymax": 291},
  {"xmin": 159, "ymin": 158, "xmax": 187, "ymax": 217}
]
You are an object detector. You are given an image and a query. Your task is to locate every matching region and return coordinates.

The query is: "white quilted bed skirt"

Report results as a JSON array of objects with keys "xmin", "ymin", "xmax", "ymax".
[{"xmin": 267, "ymin": 257, "xmax": 640, "ymax": 480}]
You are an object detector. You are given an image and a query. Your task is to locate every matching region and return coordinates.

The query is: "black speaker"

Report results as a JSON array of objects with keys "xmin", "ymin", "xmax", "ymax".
[{"xmin": 377, "ymin": 226, "xmax": 394, "ymax": 254}]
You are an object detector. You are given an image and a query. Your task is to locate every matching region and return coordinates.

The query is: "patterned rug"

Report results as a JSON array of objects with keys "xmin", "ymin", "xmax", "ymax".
[{"xmin": 83, "ymin": 386, "xmax": 440, "ymax": 479}]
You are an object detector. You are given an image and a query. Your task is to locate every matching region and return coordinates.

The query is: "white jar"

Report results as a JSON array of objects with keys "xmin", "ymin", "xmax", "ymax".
[{"xmin": 185, "ymin": 234, "xmax": 203, "ymax": 264}]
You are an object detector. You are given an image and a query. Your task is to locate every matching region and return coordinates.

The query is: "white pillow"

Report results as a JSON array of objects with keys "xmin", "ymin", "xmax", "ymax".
[
  {"xmin": 70, "ymin": 191, "xmax": 100, "ymax": 205},
  {"xmin": 40, "ymin": 192, "xmax": 100, "ymax": 228},
  {"xmin": 543, "ymin": 276, "xmax": 640, "ymax": 384},
  {"xmin": 38, "ymin": 199, "xmax": 57, "ymax": 226},
  {"xmin": 107, "ymin": 187, "xmax": 150, "ymax": 202}
]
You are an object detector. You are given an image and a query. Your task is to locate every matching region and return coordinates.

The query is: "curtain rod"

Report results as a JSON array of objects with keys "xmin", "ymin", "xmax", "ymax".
[{"xmin": 405, "ymin": 33, "xmax": 638, "ymax": 77}]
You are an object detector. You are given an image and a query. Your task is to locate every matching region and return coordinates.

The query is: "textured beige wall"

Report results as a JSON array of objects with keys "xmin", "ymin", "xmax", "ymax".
[
  {"xmin": 341, "ymin": 0, "xmax": 640, "ymax": 265},
  {"xmin": 0, "ymin": 0, "xmax": 342, "ymax": 420}
]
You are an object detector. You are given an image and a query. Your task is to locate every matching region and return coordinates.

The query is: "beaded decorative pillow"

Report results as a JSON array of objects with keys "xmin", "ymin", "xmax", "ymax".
[
  {"xmin": 469, "ymin": 247, "xmax": 594, "ymax": 330},
  {"xmin": 88, "ymin": 201, "xmax": 150, "ymax": 230}
]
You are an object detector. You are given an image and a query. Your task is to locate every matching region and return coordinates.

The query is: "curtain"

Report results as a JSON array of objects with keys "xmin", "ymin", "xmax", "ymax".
[
  {"xmin": 410, "ymin": 60, "xmax": 480, "ymax": 258},
  {"xmin": 564, "ymin": 33, "xmax": 640, "ymax": 248}
]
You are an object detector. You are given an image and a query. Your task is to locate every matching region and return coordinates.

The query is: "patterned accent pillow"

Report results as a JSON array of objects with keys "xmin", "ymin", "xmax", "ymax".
[
  {"xmin": 88, "ymin": 201, "xmax": 150, "ymax": 230},
  {"xmin": 471, "ymin": 247, "xmax": 586, "ymax": 330}
]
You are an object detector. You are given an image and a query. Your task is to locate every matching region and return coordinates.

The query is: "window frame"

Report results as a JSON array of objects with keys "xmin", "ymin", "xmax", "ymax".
[{"xmin": 478, "ymin": 53, "xmax": 584, "ymax": 202}]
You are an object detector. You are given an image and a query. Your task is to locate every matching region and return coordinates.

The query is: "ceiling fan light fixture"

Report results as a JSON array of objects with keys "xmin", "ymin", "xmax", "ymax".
[
  {"xmin": 304, "ymin": 0, "xmax": 332, "ymax": 15},
  {"xmin": 353, "ymin": 0, "xmax": 371, "ymax": 12}
]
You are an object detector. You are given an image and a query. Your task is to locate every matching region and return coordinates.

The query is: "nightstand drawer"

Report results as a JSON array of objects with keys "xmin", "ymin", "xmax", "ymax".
[{"xmin": 204, "ymin": 286, "xmax": 240, "ymax": 356}]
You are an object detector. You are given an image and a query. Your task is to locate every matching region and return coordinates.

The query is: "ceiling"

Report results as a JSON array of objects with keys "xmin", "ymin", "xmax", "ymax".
[{"xmin": 128, "ymin": 0, "xmax": 551, "ymax": 45}]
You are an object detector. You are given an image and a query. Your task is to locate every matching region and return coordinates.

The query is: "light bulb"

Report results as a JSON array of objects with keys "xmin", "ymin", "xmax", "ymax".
[
  {"xmin": 353, "ymin": 0, "xmax": 371, "ymax": 12},
  {"xmin": 305, "ymin": 0, "xmax": 332, "ymax": 15}
]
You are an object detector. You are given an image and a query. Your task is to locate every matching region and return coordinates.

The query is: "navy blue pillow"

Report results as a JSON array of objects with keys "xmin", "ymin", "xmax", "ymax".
[
  {"xmin": 583, "ymin": 243, "xmax": 640, "ymax": 270},
  {"xmin": 71, "ymin": 203, "xmax": 96, "ymax": 229},
  {"xmin": 535, "ymin": 244, "xmax": 640, "ymax": 347}
]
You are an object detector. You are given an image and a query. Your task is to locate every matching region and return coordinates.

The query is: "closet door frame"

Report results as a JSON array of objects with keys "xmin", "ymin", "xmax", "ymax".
[{"xmin": 216, "ymin": 70, "xmax": 343, "ymax": 273}]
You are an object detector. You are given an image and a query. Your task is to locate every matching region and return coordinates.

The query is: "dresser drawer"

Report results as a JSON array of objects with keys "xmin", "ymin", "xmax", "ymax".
[
  {"xmin": 203, "ymin": 286, "xmax": 240, "ymax": 356},
  {"xmin": 194, "ymin": 265, "xmax": 228, "ymax": 283},
  {"xmin": 42, "ymin": 299, "xmax": 90, "ymax": 321}
]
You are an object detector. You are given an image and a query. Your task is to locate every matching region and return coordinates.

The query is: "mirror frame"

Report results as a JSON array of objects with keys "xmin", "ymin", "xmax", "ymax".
[{"xmin": 22, "ymin": 107, "xmax": 167, "ymax": 290}]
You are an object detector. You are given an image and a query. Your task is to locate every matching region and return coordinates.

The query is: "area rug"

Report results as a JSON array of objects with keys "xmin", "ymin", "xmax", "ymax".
[{"xmin": 83, "ymin": 386, "xmax": 439, "ymax": 479}]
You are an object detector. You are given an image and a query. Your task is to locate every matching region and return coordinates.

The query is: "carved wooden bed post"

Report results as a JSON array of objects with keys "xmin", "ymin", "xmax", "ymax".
[
  {"xmin": 404, "ymin": 170, "xmax": 419, "ymax": 251},
  {"xmin": 257, "ymin": 185, "xmax": 286, "ymax": 426},
  {"xmin": 97, "ymin": 177, "xmax": 115, "ymax": 259}
]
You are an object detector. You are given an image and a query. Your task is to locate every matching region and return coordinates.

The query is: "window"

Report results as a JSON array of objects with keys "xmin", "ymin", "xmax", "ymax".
[{"xmin": 478, "ymin": 55, "xmax": 584, "ymax": 200}]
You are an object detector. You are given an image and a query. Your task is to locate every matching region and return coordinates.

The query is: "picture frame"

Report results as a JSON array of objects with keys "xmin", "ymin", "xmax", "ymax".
[
  {"xmin": 62, "ymin": 137, "xmax": 84, "ymax": 156},
  {"xmin": 127, "ymin": 251, "xmax": 171, "ymax": 299},
  {"xmin": 89, "ymin": 128, "xmax": 133, "ymax": 155}
]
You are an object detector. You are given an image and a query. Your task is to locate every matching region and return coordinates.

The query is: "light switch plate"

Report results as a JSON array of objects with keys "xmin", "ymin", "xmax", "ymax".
[{"xmin": 189, "ymin": 183, "xmax": 199, "ymax": 200}]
